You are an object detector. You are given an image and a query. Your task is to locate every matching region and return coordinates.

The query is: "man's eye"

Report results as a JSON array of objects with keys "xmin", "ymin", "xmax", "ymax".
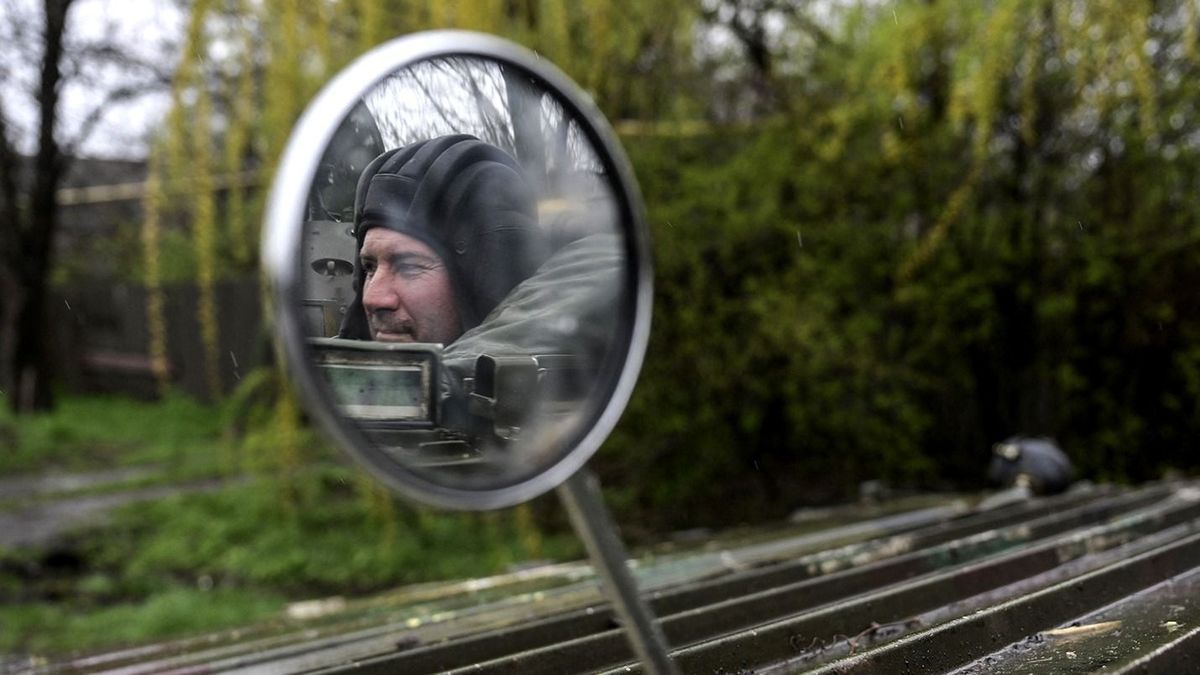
[
  {"xmin": 396, "ymin": 261, "xmax": 435, "ymax": 278},
  {"xmin": 362, "ymin": 262, "xmax": 376, "ymax": 276}
]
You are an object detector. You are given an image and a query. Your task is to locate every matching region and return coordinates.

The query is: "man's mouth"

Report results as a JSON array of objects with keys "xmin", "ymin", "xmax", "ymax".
[
  {"xmin": 373, "ymin": 330, "xmax": 415, "ymax": 342},
  {"xmin": 370, "ymin": 321, "xmax": 415, "ymax": 342}
]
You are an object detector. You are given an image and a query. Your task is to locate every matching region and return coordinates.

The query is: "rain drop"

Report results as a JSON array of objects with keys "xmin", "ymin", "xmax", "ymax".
[{"xmin": 553, "ymin": 316, "xmax": 579, "ymax": 335}]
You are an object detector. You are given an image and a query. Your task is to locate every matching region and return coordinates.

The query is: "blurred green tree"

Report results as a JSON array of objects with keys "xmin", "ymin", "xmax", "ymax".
[
  {"xmin": 145, "ymin": 0, "xmax": 1200, "ymax": 527},
  {"xmin": 602, "ymin": 0, "xmax": 1200, "ymax": 526}
]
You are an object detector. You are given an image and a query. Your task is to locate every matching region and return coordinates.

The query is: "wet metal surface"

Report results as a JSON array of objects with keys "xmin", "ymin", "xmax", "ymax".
[
  {"xmin": 323, "ymin": 488, "xmax": 1133, "ymax": 674},
  {"xmin": 36, "ymin": 482, "xmax": 1200, "ymax": 674},
  {"xmin": 956, "ymin": 564, "xmax": 1200, "ymax": 673},
  {"xmin": 603, "ymin": 488, "xmax": 1200, "ymax": 675},
  {"xmin": 56, "ymin": 564, "xmax": 597, "ymax": 675},
  {"xmin": 218, "ymin": 500, "xmax": 978, "ymax": 674},
  {"xmin": 1112, "ymin": 623, "xmax": 1200, "ymax": 674},
  {"xmin": 295, "ymin": 484, "xmax": 1200, "ymax": 675},
  {"xmin": 50, "ymin": 496, "xmax": 962, "ymax": 674},
  {"xmin": 803, "ymin": 518, "xmax": 1200, "ymax": 673}
]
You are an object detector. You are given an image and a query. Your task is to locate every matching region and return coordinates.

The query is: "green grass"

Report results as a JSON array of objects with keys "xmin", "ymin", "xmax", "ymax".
[
  {"xmin": 0, "ymin": 469, "xmax": 579, "ymax": 655},
  {"xmin": 0, "ymin": 393, "xmax": 227, "ymax": 478},
  {"xmin": 0, "ymin": 588, "xmax": 285, "ymax": 655},
  {"xmin": 0, "ymin": 393, "xmax": 581, "ymax": 657},
  {"xmin": 94, "ymin": 466, "xmax": 580, "ymax": 595}
]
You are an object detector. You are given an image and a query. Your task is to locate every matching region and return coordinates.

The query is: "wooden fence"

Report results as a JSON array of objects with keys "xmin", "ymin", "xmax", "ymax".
[{"xmin": 52, "ymin": 277, "xmax": 268, "ymax": 401}]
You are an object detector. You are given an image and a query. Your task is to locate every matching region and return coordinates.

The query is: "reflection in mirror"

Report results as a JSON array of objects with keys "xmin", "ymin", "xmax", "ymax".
[{"xmin": 300, "ymin": 55, "xmax": 627, "ymax": 491}]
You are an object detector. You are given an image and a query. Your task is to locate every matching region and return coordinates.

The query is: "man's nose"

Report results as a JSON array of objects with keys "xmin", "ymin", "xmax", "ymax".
[{"xmin": 362, "ymin": 270, "xmax": 403, "ymax": 312}]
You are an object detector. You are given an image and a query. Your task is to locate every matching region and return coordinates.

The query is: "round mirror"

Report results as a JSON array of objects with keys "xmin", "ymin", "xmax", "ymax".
[{"xmin": 264, "ymin": 31, "xmax": 651, "ymax": 510}]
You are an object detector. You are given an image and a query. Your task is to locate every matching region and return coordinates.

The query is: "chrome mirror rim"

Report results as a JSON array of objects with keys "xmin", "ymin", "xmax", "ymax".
[{"xmin": 263, "ymin": 30, "xmax": 652, "ymax": 510}]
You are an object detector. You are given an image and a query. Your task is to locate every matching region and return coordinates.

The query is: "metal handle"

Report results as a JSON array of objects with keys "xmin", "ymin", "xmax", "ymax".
[{"xmin": 557, "ymin": 468, "xmax": 679, "ymax": 675}]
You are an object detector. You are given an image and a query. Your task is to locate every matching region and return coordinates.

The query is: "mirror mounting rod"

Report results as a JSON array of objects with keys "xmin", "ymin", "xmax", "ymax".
[{"xmin": 557, "ymin": 469, "xmax": 679, "ymax": 675}]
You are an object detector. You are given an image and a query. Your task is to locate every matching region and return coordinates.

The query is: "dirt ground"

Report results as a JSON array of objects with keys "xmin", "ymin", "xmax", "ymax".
[{"xmin": 0, "ymin": 468, "xmax": 224, "ymax": 549}]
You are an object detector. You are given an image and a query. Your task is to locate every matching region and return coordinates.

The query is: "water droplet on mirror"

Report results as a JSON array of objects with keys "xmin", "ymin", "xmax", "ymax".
[{"xmin": 553, "ymin": 315, "xmax": 579, "ymax": 335}]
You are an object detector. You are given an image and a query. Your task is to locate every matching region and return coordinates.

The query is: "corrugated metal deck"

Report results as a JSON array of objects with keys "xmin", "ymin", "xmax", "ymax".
[{"xmin": 38, "ymin": 481, "xmax": 1200, "ymax": 674}]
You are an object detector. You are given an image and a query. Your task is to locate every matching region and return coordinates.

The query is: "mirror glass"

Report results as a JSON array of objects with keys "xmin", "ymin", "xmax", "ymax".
[{"xmin": 292, "ymin": 52, "xmax": 636, "ymax": 498}]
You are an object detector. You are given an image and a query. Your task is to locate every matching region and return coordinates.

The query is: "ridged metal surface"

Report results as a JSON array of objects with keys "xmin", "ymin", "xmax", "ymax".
[
  {"xmin": 42, "ymin": 481, "xmax": 1200, "ymax": 674},
  {"xmin": 359, "ymin": 483, "xmax": 1200, "ymax": 674}
]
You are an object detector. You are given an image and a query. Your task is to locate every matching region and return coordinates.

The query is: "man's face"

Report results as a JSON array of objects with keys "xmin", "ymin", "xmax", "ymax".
[{"xmin": 359, "ymin": 228, "xmax": 463, "ymax": 344}]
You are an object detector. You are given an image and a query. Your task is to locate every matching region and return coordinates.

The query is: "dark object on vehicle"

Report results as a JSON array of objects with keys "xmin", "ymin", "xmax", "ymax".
[
  {"xmin": 988, "ymin": 436, "xmax": 1073, "ymax": 495},
  {"xmin": 302, "ymin": 102, "xmax": 384, "ymax": 337}
]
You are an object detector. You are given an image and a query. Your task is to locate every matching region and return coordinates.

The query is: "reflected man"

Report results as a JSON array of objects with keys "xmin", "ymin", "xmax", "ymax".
[
  {"xmin": 339, "ymin": 134, "xmax": 549, "ymax": 343},
  {"xmin": 335, "ymin": 133, "xmax": 624, "ymax": 452}
]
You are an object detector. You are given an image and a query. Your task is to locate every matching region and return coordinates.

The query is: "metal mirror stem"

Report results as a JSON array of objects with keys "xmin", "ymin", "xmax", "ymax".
[{"xmin": 557, "ymin": 469, "xmax": 679, "ymax": 675}]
